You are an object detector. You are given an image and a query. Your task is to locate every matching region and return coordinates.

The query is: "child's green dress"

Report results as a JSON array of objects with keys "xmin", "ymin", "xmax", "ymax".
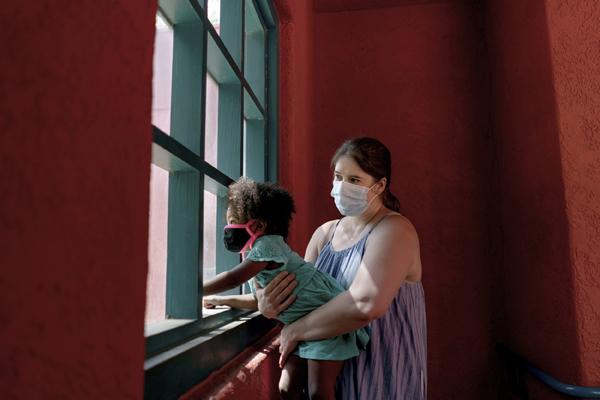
[{"xmin": 245, "ymin": 235, "xmax": 369, "ymax": 361}]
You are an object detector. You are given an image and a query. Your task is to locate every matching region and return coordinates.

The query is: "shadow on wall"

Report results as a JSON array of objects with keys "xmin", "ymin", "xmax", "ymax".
[
  {"xmin": 485, "ymin": 1, "xmax": 581, "ymax": 399},
  {"xmin": 181, "ymin": 328, "xmax": 282, "ymax": 399}
]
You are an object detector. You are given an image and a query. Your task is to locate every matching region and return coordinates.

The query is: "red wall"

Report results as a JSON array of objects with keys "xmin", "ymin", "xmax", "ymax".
[
  {"xmin": 0, "ymin": 2, "xmax": 155, "ymax": 399},
  {"xmin": 3, "ymin": 1, "xmax": 598, "ymax": 399},
  {"xmin": 485, "ymin": 1, "xmax": 600, "ymax": 398},
  {"xmin": 280, "ymin": 2, "xmax": 497, "ymax": 399},
  {"xmin": 182, "ymin": 328, "xmax": 281, "ymax": 400},
  {"xmin": 485, "ymin": 2, "xmax": 578, "ymax": 397},
  {"xmin": 276, "ymin": 0, "xmax": 315, "ymax": 254},
  {"xmin": 280, "ymin": 0, "xmax": 600, "ymax": 398},
  {"xmin": 546, "ymin": 0, "xmax": 600, "ymax": 386}
]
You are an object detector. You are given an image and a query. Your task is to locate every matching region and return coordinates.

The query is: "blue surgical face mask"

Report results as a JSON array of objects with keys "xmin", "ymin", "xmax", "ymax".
[{"xmin": 330, "ymin": 180, "xmax": 379, "ymax": 216}]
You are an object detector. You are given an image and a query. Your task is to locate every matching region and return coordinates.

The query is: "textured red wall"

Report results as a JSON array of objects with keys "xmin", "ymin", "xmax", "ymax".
[
  {"xmin": 189, "ymin": 1, "xmax": 600, "ymax": 398},
  {"xmin": 314, "ymin": 0, "xmax": 467, "ymax": 13},
  {"xmin": 485, "ymin": 0, "xmax": 600, "ymax": 398},
  {"xmin": 0, "ymin": 2, "xmax": 155, "ymax": 399},
  {"xmin": 276, "ymin": 0, "xmax": 315, "ymax": 253},
  {"xmin": 4, "ymin": 1, "xmax": 597, "ymax": 399},
  {"xmin": 181, "ymin": 328, "xmax": 281, "ymax": 399},
  {"xmin": 545, "ymin": 0, "xmax": 600, "ymax": 386},
  {"xmin": 295, "ymin": 2, "xmax": 496, "ymax": 399}
]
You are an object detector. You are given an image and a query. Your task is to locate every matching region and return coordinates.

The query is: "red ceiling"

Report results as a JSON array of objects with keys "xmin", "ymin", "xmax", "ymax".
[{"xmin": 314, "ymin": 0, "xmax": 468, "ymax": 13}]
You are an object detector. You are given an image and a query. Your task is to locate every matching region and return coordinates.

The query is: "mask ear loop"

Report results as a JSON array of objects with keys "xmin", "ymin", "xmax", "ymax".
[
  {"xmin": 367, "ymin": 178, "xmax": 384, "ymax": 194},
  {"xmin": 231, "ymin": 220, "xmax": 262, "ymax": 259},
  {"xmin": 362, "ymin": 179, "xmax": 385, "ymax": 210}
]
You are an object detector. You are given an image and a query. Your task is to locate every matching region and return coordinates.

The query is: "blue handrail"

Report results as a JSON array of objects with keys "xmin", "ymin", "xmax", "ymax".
[{"xmin": 497, "ymin": 344, "xmax": 600, "ymax": 398}]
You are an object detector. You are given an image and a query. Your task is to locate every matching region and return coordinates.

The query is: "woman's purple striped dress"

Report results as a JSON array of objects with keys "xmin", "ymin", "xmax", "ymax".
[{"xmin": 314, "ymin": 219, "xmax": 428, "ymax": 400}]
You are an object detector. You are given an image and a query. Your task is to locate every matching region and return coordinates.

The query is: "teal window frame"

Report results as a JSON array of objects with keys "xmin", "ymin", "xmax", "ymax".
[{"xmin": 145, "ymin": 1, "xmax": 279, "ymax": 398}]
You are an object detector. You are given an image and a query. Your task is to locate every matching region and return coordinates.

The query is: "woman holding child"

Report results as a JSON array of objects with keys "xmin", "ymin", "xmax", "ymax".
[{"xmin": 205, "ymin": 137, "xmax": 427, "ymax": 399}]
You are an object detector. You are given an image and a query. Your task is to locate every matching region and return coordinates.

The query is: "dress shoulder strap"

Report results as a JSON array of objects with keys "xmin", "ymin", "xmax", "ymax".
[
  {"xmin": 326, "ymin": 218, "xmax": 343, "ymax": 245},
  {"xmin": 367, "ymin": 211, "xmax": 400, "ymax": 235}
]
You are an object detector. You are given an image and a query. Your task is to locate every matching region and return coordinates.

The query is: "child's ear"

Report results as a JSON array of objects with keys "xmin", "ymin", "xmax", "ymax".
[{"xmin": 252, "ymin": 220, "xmax": 266, "ymax": 233}]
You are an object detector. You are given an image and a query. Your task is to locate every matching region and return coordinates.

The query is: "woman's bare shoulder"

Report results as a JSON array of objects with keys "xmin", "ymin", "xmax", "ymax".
[
  {"xmin": 373, "ymin": 212, "xmax": 419, "ymax": 240},
  {"xmin": 311, "ymin": 219, "xmax": 340, "ymax": 242},
  {"xmin": 320, "ymin": 219, "xmax": 340, "ymax": 231},
  {"xmin": 305, "ymin": 219, "xmax": 340, "ymax": 261}
]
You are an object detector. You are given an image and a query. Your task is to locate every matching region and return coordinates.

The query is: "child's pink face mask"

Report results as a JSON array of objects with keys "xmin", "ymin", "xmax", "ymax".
[{"xmin": 223, "ymin": 220, "xmax": 262, "ymax": 256}]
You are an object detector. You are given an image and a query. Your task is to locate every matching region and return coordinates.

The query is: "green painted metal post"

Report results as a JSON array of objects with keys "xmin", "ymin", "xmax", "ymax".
[{"xmin": 166, "ymin": 18, "xmax": 207, "ymax": 319}]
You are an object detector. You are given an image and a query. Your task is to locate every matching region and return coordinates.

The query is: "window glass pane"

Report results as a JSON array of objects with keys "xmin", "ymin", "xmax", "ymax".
[
  {"xmin": 146, "ymin": 0, "xmax": 272, "ymax": 343},
  {"xmin": 215, "ymin": 193, "xmax": 241, "ymax": 296},
  {"xmin": 205, "ymin": 73, "xmax": 219, "ymax": 167},
  {"xmin": 207, "ymin": 32, "xmax": 238, "ymax": 84},
  {"xmin": 217, "ymin": 0, "xmax": 243, "ymax": 68},
  {"xmin": 145, "ymin": 164, "xmax": 169, "ymax": 324},
  {"xmin": 207, "ymin": 0, "xmax": 221, "ymax": 34},
  {"xmin": 203, "ymin": 190, "xmax": 217, "ymax": 283},
  {"xmin": 244, "ymin": 1, "xmax": 265, "ymax": 106},
  {"xmin": 244, "ymin": 88, "xmax": 263, "ymax": 121},
  {"xmin": 242, "ymin": 119, "xmax": 247, "ymax": 177},
  {"xmin": 151, "ymin": 13, "xmax": 174, "ymax": 134},
  {"xmin": 244, "ymin": 118, "xmax": 266, "ymax": 182}
]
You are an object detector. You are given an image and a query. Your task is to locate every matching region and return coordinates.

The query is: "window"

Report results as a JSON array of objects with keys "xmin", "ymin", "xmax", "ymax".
[{"xmin": 145, "ymin": 1, "xmax": 278, "ymax": 398}]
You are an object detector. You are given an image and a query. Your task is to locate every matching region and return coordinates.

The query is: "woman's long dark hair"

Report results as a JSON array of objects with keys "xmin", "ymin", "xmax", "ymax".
[{"xmin": 331, "ymin": 137, "xmax": 402, "ymax": 212}]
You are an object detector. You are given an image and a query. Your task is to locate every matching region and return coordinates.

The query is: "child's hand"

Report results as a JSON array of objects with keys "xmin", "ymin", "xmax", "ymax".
[{"xmin": 203, "ymin": 296, "xmax": 222, "ymax": 309}]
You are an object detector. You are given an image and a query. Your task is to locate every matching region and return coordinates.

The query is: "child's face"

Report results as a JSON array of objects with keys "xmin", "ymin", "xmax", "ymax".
[
  {"xmin": 226, "ymin": 207, "xmax": 246, "ymax": 225},
  {"xmin": 225, "ymin": 207, "xmax": 265, "ymax": 235}
]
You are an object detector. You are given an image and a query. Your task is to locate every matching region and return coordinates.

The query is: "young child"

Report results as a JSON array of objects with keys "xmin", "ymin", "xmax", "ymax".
[{"xmin": 202, "ymin": 177, "xmax": 369, "ymax": 400}]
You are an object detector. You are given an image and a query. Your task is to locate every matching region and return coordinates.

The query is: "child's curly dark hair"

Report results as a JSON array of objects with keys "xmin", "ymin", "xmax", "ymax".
[{"xmin": 227, "ymin": 177, "xmax": 296, "ymax": 239}]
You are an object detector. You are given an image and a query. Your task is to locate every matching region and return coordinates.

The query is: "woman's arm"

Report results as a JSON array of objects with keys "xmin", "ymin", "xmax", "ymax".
[
  {"xmin": 278, "ymin": 215, "xmax": 419, "ymax": 366},
  {"xmin": 255, "ymin": 220, "xmax": 339, "ymax": 318},
  {"xmin": 204, "ymin": 294, "xmax": 258, "ymax": 310},
  {"xmin": 203, "ymin": 259, "xmax": 270, "ymax": 296},
  {"xmin": 254, "ymin": 271, "xmax": 298, "ymax": 318}
]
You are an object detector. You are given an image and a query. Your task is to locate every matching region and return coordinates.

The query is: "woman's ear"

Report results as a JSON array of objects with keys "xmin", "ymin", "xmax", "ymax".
[{"xmin": 377, "ymin": 177, "xmax": 387, "ymax": 195}]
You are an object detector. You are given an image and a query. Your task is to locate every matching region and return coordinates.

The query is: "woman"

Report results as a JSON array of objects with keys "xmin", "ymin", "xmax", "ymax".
[
  {"xmin": 205, "ymin": 137, "xmax": 427, "ymax": 399},
  {"xmin": 258, "ymin": 137, "xmax": 427, "ymax": 399}
]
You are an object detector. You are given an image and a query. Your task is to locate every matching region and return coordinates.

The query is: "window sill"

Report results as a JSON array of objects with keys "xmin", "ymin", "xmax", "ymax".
[
  {"xmin": 144, "ymin": 310, "xmax": 278, "ymax": 400},
  {"xmin": 144, "ymin": 306, "xmax": 234, "ymax": 337},
  {"xmin": 145, "ymin": 319, "xmax": 196, "ymax": 337}
]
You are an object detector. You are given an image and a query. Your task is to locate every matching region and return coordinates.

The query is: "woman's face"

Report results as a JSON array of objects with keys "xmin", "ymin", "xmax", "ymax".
[
  {"xmin": 333, "ymin": 155, "xmax": 381, "ymax": 190},
  {"xmin": 333, "ymin": 156, "xmax": 387, "ymax": 201}
]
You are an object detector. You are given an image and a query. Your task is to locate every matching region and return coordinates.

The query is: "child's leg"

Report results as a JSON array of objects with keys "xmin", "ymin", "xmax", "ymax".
[
  {"xmin": 307, "ymin": 360, "xmax": 344, "ymax": 400},
  {"xmin": 279, "ymin": 355, "xmax": 307, "ymax": 400}
]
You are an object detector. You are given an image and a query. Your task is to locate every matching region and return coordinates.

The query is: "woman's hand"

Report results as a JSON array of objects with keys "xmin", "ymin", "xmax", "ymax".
[
  {"xmin": 255, "ymin": 271, "xmax": 298, "ymax": 319},
  {"xmin": 278, "ymin": 323, "xmax": 300, "ymax": 368},
  {"xmin": 203, "ymin": 296, "xmax": 222, "ymax": 309}
]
